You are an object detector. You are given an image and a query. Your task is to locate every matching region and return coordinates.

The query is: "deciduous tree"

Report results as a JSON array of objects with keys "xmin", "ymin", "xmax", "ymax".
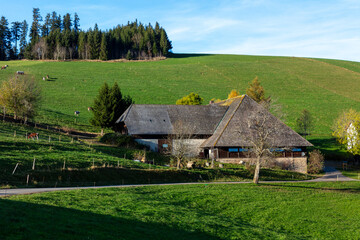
[
  {"xmin": 176, "ymin": 92, "xmax": 203, "ymax": 105},
  {"xmin": 246, "ymin": 77, "xmax": 271, "ymax": 104},
  {"xmin": 333, "ymin": 109, "xmax": 360, "ymax": 155},
  {"xmin": 296, "ymin": 109, "xmax": 313, "ymax": 139},
  {"xmin": 0, "ymin": 75, "xmax": 41, "ymax": 122}
]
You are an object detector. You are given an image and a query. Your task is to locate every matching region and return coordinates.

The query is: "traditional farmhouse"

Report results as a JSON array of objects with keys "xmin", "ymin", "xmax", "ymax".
[{"xmin": 116, "ymin": 95, "xmax": 312, "ymax": 173}]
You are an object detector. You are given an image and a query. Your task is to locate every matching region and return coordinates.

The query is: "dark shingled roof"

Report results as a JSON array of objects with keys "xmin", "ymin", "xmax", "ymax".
[
  {"xmin": 116, "ymin": 104, "xmax": 228, "ymax": 135},
  {"xmin": 116, "ymin": 95, "xmax": 312, "ymax": 148},
  {"xmin": 201, "ymin": 95, "xmax": 313, "ymax": 148}
]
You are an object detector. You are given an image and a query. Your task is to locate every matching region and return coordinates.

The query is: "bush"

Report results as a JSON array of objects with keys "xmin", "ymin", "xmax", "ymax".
[
  {"xmin": 99, "ymin": 133, "xmax": 137, "ymax": 147},
  {"xmin": 308, "ymin": 149, "xmax": 325, "ymax": 174}
]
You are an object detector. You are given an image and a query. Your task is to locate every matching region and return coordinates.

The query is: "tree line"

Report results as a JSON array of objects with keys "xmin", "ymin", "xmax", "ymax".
[{"xmin": 0, "ymin": 8, "xmax": 172, "ymax": 61}]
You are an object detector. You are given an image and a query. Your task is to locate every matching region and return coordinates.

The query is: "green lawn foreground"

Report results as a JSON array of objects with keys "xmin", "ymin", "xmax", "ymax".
[{"xmin": 1, "ymin": 182, "xmax": 359, "ymax": 239}]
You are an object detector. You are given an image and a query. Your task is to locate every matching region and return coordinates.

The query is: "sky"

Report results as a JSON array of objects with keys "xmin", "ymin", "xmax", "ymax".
[{"xmin": 1, "ymin": 0, "xmax": 360, "ymax": 62}]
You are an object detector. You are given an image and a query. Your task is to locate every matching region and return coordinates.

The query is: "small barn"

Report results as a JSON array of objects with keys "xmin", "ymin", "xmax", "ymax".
[{"xmin": 116, "ymin": 95, "xmax": 312, "ymax": 173}]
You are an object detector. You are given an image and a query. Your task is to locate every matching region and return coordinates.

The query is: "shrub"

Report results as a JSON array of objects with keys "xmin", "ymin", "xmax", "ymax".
[
  {"xmin": 99, "ymin": 133, "xmax": 137, "ymax": 147},
  {"xmin": 308, "ymin": 149, "xmax": 325, "ymax": 174}
]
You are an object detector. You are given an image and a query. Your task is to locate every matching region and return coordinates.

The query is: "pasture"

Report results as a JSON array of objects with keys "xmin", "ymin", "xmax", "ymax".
[
  {"xmin": 0, "ymin": 55, "xmax": 359, "ymax": 135},
  {"xmin": 1, "ymin": 182, "xmax": 359, "ymax": 239},
  {"xmin": 0, "ymin": 120, "xmax": 313, "ymax": 187}
]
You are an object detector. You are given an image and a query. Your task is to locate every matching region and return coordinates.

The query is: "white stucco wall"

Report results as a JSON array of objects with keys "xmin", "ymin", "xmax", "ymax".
[
  {"xmin": 134, "ymin": 139, "xmax": 159, "ymax": 152},
  {"xmin": 172, "ymin": 139, "xmax": 206, "ymax": 157}
]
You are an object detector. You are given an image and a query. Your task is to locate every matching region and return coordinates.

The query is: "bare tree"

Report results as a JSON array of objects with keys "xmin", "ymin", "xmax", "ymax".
[
  {"xmin": 240, "ymin": 101, "xmax": 285, "ymax": 184},
  {"xmin": 166, "ymin": 120, "xmax": 196, "ymax": 169}
]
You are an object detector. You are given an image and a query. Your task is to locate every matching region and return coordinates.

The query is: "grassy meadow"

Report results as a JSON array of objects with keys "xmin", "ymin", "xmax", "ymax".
[
  {"xmin": 0, "ymin": 121, "xmax": 314, "ymax": 187},
  {"xmin": 0, "ymin": 55, "xmax": 359, "ymax": 135},
  {"xmin": 1, "ymin": 182, "xmax": 359, "ymax": 239}
]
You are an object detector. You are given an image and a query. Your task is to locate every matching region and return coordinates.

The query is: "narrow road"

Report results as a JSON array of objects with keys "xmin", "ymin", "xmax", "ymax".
[
  {"xmin": 306, "ymin": 166, "xmax": 358, "ymax": 182},
  {"xmin": 1, "ymin": 166, "xmax": 358, "ymax": 197}
]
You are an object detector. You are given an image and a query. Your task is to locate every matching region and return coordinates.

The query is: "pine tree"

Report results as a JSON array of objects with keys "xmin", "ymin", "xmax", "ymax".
[
  {"xmin": 19, "ymin": 20, "xmax": 28, "ymax": 59},
  {"xmin": 90, "ymin": 24, "xmax": 100, "ymax": 59},
  {"xmin": 74, "ymin": 13, "xmax": 80, "ymax": 32},
  {"xmin": 246, "ymin": 77, "xmax": 271, "ymax": 104},
  {"xmin": 63, "ymin": 13, "xmax": 72, "ymax": 32},
  {"xmin": 159, "ymin": 28, "xmax": 171, "ymax": 56},
  {"xmin": 41, "ymin": 13, "xmax": 51, "ymax": 37},
  {"xmin": 50, "ymin": 12, "xmax": 61, "ymax": 32},
  {"xmin": 10, "ymin": 21, "xmax": 22, "ymax": 58},
  {"xmin": 29, "ymin": 8, "xmax": 42, "ymax": 44},
  {"xmin": 0, "ymin": 16, "xmax": 11, "ymax": 60},
  {"xmin": 90, "ymin": 82, "xmax": 113, "ymax": 135},
  {"xmin": 99, "ymin": 32, "xmax": 108, "ymax": 60},
  {"xmin": 78, "ymin": 31, "xmax": 86, "ymax": 59},
  {"xmin": 110, "ymin": 82, "xmax": 133, "ymax": 131}
]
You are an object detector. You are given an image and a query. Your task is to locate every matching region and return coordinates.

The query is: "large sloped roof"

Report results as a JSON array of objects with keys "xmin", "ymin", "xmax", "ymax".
[
  {"xmin": 116, "ymin": 104, "xmax": 228, "ymax": 135},
  {"xmin": 201, "ymin": 95, "xmax": 313, "ymax": 148}
]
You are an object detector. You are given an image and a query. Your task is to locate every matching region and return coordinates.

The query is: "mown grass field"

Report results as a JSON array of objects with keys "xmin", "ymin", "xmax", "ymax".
[{"xmin": 1, "ymin": 182, "xmax": 359, "ymax": 239}]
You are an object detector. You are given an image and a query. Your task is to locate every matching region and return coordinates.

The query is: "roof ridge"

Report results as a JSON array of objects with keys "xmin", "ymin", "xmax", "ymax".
[{"xmin": 213, "ymin": 95, "xmax": 245, "ymax": 147}]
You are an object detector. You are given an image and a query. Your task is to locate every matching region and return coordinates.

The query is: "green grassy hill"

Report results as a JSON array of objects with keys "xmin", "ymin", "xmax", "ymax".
[{"xmin": 1, "ymin": 54, "xmax": 359, "ymax": 136}]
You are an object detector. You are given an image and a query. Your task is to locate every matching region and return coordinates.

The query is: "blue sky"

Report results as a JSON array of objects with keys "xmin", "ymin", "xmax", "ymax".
[{"xmin": 2, "ymin": 0, "xmax": 360, "ymax": 61}]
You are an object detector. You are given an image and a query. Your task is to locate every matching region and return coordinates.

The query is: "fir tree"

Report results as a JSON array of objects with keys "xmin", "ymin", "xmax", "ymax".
[
  {"xmin": 19, "ymin": 20, "xmax": 28, "ymax": 59},
  {"xmin": 29, "ymin": 8, "xmax": 42, "ymax": 44},
  {"xmin": 90, "ymin": 82, "xmax": 113, "ymax": 135},
  {"xmin": 110, "ymin": 82, "xmax": 133, "ymax": 130},
  {"xmin": 0, "ymin": 16, "xmax": 11, "ymax": 60},
  {"xmin": 74, "ymin": 13, "xmax": 80, "ymax": 32},
  {"xmin": 41, "ymin": 13, "xmax": 51, "ymax": 37},
  {"xmin": 99, "ymin": 32, "xmax": 108, "ymax": 60},
  {"xmin": 63, "ymin": 13, "xmax": 72, "ymax": 32}
]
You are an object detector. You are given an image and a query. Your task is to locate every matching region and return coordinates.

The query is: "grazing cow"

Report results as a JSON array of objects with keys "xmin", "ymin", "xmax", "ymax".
[
  {"xmin": 28, "ymin": 133, "xmax": 39, "ymax": 140},
  {"xmin": 74, "ymin": 111, "xmax": 80, "ymax": 116},
  {"xmin": 46, "ymin": 75, "xmax": 49, "ymax": 79},
  {"xmin": 5, "ymin": 65, "xmax": 8, "ymax": 68},
  {"xmin": 1, "ymin": 66, "xmax": 5, "ymax": 70},
  {"xmin": 88, "ymin": 107, "xmax": 92, "ymax": 111},
  {"xmin": 16, "ymin": 71, "xmax": 24, "ymax": 75},
  {"xmin": 42, "ymin": 77, "xmax": 46, "ymax": 81}
]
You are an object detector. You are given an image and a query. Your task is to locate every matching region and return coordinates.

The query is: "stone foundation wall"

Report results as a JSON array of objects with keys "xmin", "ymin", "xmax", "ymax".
[{"xmin": 218, "ymin": 157, "xmax": 308, "ymax": 173}]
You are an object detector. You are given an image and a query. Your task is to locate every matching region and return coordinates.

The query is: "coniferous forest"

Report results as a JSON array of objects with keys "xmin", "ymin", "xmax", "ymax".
[{"xmin": 0, "ymin": 8, "xmax": 172, "ymax": 61}]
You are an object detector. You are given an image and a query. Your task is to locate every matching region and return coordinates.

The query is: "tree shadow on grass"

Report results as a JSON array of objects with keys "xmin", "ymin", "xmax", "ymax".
[
  {"xmin": 308, "ymin": 137, "xmax": 349, "ymax": 161},
  {"xmin": 0, "ymin": 198, "xmax": 218, "ymax": 240},
  {"xmin": 260, "ymin": 183, "xmax": 360, "ymax": 194}
]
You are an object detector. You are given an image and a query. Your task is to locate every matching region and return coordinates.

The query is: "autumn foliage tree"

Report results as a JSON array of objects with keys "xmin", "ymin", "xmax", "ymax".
[
  {"xmin": 246, "ymin": 77, "xmax": 271, "ymax": 104},
  {"xmin": 176, "ymin": 92, "xmax": 203, "ymax": 105},
  {"xmin": 227, "ymin": 89, "xmax": 239, "ymax": 99}
]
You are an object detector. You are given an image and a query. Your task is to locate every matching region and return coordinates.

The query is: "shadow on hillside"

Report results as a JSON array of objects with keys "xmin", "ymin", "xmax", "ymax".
[
  {"xmin": 308, "ymin": 137, "xmax": 349, "ymax": 161},
  {"xmin": 0, "ymin": 198, "xmax": 218, "ymax": 239},
  {"xmin": 169, "ymin": 53, "xmax": 214, "ymax": 59},
  {"xmin": 260, "ymin": 183, "xmax": 360, "ymax": 194}
]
